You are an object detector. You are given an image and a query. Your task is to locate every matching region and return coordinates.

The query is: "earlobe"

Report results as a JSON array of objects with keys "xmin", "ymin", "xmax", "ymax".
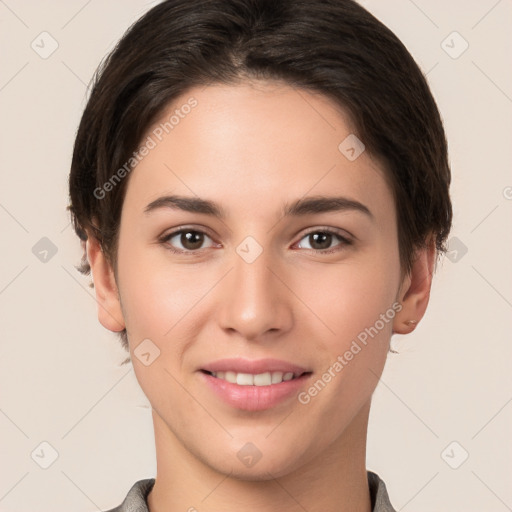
[
  {"xmin": 393, "ymin": 239, "xmax": 436, "ymax": 335},
  {"xmin": 86, "ymin": 236, "xmax": 126, "ymax": 333}
]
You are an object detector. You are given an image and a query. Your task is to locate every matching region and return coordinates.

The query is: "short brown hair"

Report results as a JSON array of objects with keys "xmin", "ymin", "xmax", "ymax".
[{"xmin": 68, "ymin": 0, "xmax": 452, "ymax": 352}]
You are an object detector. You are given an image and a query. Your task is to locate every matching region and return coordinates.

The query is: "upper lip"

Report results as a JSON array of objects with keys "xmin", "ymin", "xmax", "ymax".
[{"xmin": 201, "ymin": 358, "xmax": 310, "ymax": 375}]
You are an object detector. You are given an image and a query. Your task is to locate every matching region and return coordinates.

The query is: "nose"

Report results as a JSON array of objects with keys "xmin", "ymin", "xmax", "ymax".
[{"xmin": 216, "ymin": 248, "xmax": 293, "ymax": 342}]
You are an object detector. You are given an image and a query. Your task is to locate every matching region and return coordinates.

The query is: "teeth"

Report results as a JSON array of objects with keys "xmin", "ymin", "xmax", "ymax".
[
  {"xmin": 271, "ymin": 371, "xmax": 283, "ymax": 384},
  {"xmin": 253, "ymin": 372, "xmax": 271, "ymax": 386},
  {"xmin": 210, "ymin": 371, "xmax": 299, "ymax": 385},
  {"xmin": 236, "ymin": 372, "xmax": 254, "ymax": 386},
  {"xmin": 225, "ymin": 371, "xmax": 237, "ymax": 384}
]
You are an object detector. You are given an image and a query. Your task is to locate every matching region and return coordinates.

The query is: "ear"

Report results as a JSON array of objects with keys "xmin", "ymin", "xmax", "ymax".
[
  {"xmin": 393, "ymin": 237, "xmax": 436, "ymax": 335},
  {"xmin": 86, "ymin": 235, "xmax": 126, "ymax": 332}
]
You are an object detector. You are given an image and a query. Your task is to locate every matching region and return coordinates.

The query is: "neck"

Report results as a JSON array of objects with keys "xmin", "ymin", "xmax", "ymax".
[{"xmin": 147, "ymin": 402, "xmax": 372, "ymax": 512}]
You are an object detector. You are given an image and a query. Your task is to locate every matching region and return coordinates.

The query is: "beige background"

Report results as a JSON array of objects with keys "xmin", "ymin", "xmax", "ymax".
[{"xmin": 1, "ymin": 1, "xmax": 511, "ymax": 510}]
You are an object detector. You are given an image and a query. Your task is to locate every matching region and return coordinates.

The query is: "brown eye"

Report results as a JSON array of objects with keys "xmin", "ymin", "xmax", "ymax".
[
  {"xmin": 307, "ymin": 232, "xmax": 333, "ymax": 250},
  {"xmin": 179, "ymin": 231, "xmax": 204, "ymax": 250},
  {"xmin": 162, "ymin": 229, "xmax": 215, "ymax": 253},
  {"xmin": 296, "ymin": 229, "xmax": 352, "ymax": 254}
]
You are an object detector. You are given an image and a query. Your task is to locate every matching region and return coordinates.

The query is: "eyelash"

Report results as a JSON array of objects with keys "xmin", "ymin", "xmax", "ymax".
[{"xmin": 158, "ymin": 226, "xmax": 353, "ymax": 256}]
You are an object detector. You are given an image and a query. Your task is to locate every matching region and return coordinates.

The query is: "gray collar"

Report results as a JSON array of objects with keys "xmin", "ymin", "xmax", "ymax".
[{"xmin": 106, "ymin": 470, "xmax": 396, "ymax": 512}]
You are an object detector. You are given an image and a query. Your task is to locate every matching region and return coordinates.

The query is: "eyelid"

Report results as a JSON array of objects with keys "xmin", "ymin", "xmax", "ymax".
[
  {"xmin": 298, "ymin": 226, "xmax": 354, "ymax": 243},
  {"xmin": 160, "ymin": 224, "xmax": 215, "ymax": 237}
]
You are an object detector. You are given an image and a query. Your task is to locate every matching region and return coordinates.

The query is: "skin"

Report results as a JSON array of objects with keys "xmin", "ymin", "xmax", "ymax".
[{"xmin": 86, "ymin": 80, "xmax": 435, "ymax": 512}]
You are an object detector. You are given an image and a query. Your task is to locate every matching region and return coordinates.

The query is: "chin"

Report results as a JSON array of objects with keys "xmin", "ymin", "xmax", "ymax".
[
  {"xmin": 213, "ymin": 461, "xmax": 296, "ymax": 482},
  {"xmin": 203, "ymin": 444, "xmax": 307, "ymax": 481}
]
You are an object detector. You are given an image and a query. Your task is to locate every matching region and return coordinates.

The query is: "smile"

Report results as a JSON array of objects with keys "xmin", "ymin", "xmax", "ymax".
[{"xmin": 203, "ymin": 370, "xmax": 302, "ymax": 386}]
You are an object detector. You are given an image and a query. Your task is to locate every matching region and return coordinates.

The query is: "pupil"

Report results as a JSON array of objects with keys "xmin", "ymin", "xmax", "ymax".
[
  {"xmin": 182, "ymin": 231, "xmax": 203, "ymax": 250},
  {"xmin": 311, "ymin": 232, "xmax": 331, "ymax": 250}
]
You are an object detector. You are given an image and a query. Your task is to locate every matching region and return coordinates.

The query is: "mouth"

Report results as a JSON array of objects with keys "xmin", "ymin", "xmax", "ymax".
[
  {"xmin": 198, "ymin": 358, "xmax": 313, "ymax": 411},
  {"xmin": 200, "ymin": 369, "xmax": 310, "ymax": 386}
]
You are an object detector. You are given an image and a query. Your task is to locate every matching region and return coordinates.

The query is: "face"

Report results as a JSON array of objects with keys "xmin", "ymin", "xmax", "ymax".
[{"xmin": 107, "ymin": 80, "xmax": 408, "ymax": 479}]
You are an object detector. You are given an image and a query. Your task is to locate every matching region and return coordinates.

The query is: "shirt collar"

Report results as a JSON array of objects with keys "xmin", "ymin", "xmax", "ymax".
[{"xmin": 107, "ymin": 470, "xmax": 396, "ymax": 512}]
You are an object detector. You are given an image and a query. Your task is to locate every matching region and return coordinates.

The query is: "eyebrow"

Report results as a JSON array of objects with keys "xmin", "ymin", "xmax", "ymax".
[{"xmin": 144, "ymin": 194, "xmax": 373, "ymax": 220}]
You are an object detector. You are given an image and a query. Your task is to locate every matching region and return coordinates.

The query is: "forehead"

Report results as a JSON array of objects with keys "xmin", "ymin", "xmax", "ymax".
[{"xmin": 123, "ymin": 80, "xmax": 393, "ymax": 222}]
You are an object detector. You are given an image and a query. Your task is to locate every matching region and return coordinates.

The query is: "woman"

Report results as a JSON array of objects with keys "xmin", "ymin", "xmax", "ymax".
[{"xmin": 67, "ymin": 0, "xmax": 452, "ymax": 510}]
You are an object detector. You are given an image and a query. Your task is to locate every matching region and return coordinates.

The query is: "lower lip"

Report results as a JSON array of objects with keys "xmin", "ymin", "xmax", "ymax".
[{"xmin": 200, "ymin": 371, "xmax": 311, "ymax": 411}]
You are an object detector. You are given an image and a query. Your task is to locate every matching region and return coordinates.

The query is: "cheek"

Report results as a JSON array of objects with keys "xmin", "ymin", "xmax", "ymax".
[
  {"xmin": 116, "ymin": 236, "xmax": 203, "ymax": 335},
  {"xmin": 115, "ymin": 242, "xmax": 205, "ymax": 411},
  {"xmin": 295, "ymin": 266, "xmax": 397, "ymax": 429},
  {"xmin": 296, "ymin": 254, "xmax": 400, "ymax": 346}
]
